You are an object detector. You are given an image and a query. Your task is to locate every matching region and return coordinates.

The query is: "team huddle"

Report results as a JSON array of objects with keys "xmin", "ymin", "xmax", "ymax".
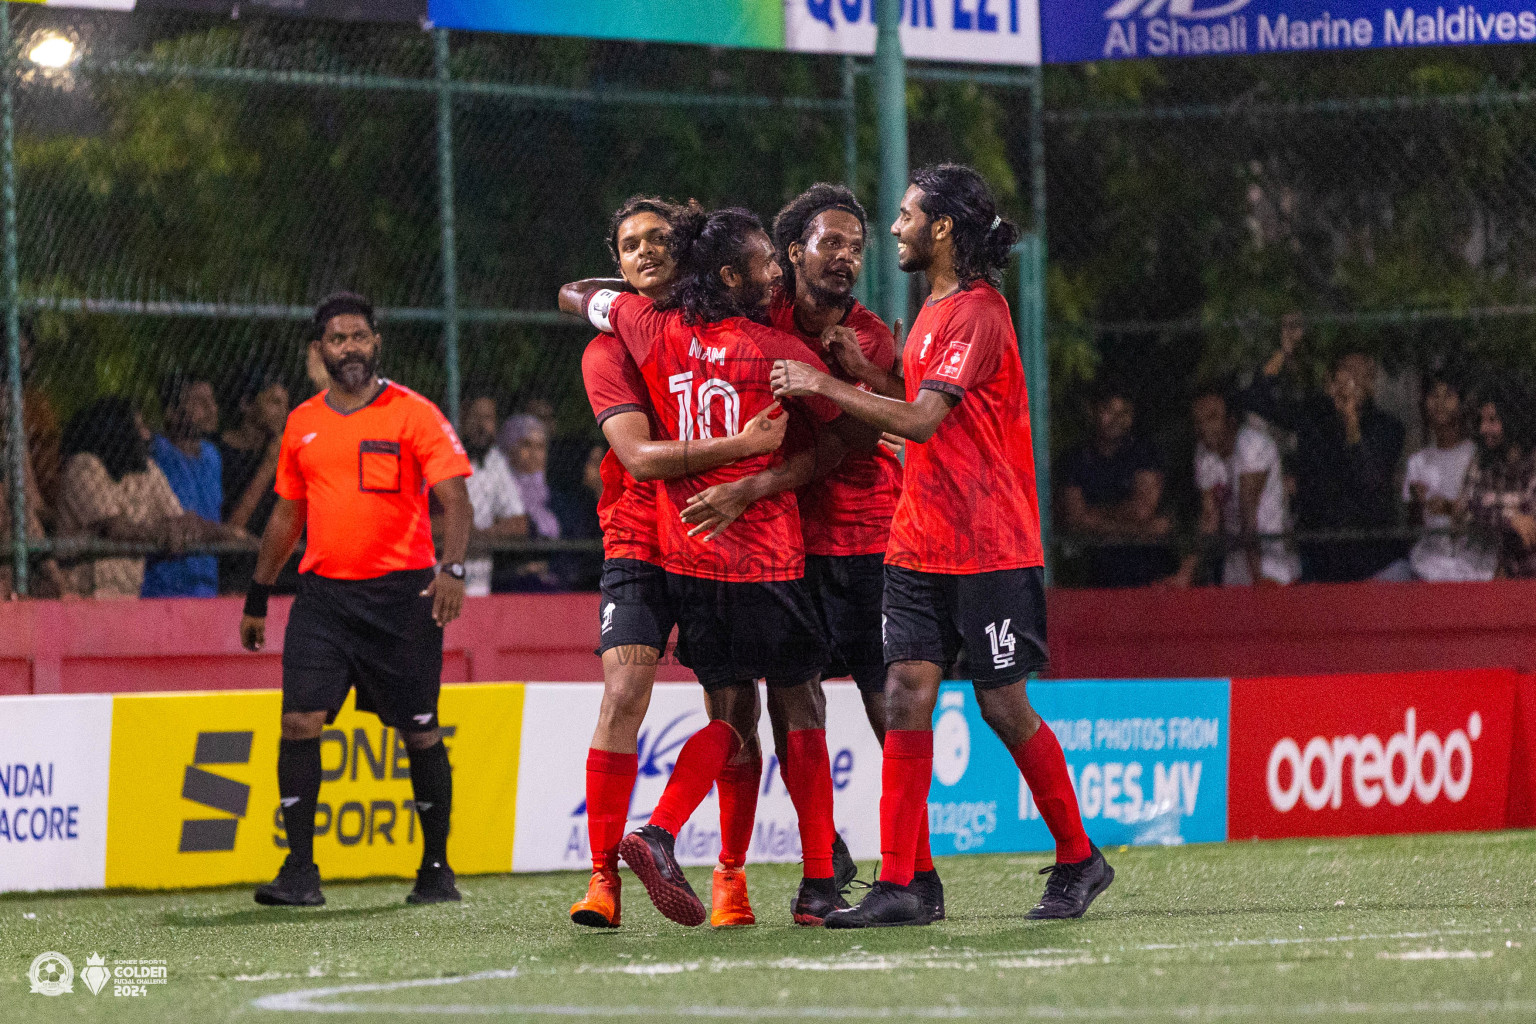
[
  {"xmin": 235, "ymin": 161, "xmax": 1111, "ymax": 928},
  {"xmin": 560, "ymin": 163, "xmax": 1113, "ymax": 929}
]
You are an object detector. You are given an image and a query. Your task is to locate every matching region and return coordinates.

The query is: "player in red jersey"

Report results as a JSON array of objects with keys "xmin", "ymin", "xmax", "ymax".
[
  {"xmin": 564, "ymin": 205, "xmax": 873, "ymax": 927},
  {"xmin": 772, "ymin": 164, "xmax": 1114, "ymax": 928},
  {"xmin": 566, "ymin": 198, "xmax": 790, "ymax": 930}
]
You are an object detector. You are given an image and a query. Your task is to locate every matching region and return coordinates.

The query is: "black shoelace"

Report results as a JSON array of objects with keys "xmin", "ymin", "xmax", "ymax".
[{"xmin": 1037, "ymin": 859, "xmax": 1086, "ymax": 901}]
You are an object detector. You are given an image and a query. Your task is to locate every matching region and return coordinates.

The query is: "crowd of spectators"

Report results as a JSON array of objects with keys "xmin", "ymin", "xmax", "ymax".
[
  {"xmin": 0, "ymin": 322, "xmax": 606, "ymax": 599},
  {"xmin": 1060, "ymin": 315, "xmax": 1536, "ymax": 588}
]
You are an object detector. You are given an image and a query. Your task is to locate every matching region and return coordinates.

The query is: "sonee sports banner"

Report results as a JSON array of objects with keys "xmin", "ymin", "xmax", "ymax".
[{"xmin": 1042, "ymin": 0, "xmax": 1536, "ymax": 64}]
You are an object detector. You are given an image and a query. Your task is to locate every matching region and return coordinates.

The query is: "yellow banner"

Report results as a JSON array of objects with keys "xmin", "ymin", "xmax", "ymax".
[{"xmin": 105, "ymin": 684, "xmax": 523, "ymax": 889}]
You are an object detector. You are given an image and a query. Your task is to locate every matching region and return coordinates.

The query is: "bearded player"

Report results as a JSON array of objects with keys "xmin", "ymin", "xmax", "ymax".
[
  {"xmin": 566, "ymin": 197, "xmax": 790, "ymax": 929},
  {"xmin": 772, "ymin": 164, "xmax": 1114, "ymax": 928}
]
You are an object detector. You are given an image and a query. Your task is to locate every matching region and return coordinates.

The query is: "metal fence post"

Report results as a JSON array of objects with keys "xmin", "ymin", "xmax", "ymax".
[
  {"xmin": 1, "ymin": 3, "xmax": 26, "ymax": 595},
  {"xmin": 433, "ymin": 28, "xmax": 462, "ymax": 427},
  {"xmin": 874, "ymin": 0, "xmax": 907, "ymax": 328},
  {"xmin": 1024, "ymin": 65, "xmax": 1051, "ymax": 583},
  {"xmin": 842, "ymin": 55, "xmax": 872, "ymax": 308}
]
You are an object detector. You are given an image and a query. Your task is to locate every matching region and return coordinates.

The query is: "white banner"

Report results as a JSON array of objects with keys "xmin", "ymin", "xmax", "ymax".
[
  {"xmin": 513, "ymin": 682, "xmax": 884, "ymax": 873},
  {"xmin": 0, "ymin": 695, "xmax": 114, "ymax": 893},
  {"xmin": 786, "ymin": 0, "xmax": 1042, "ymax": 66}
]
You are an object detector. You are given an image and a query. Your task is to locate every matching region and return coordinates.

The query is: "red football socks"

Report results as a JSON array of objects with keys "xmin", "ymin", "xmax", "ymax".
[
  {"xmin": 650, "ymin": 719, "xmax": 742, "ymax": 837},
  {"xmin": 585, "ymin": 748, "xmax": 638, "ymax": 873},
  {"xmin": 878, "ymin": 729, "xmax": 933, "ymax": 887},
  {"xmin": 783, "ymin": 729, "xmax": 836, "ymax": 879},
  {"xmin": 716, "ymin": 755, "xmax": 761, "ymax": 870},
  {"xmin": 1011, "ymin": 723, "xmax": 1092, "ymax": 864},
  {"xmin": 914, "ymin": 808, "xmax": 935, "ymax": 874}
]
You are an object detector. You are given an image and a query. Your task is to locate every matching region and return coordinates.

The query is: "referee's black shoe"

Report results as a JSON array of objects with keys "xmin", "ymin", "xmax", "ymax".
[
  {"xmin": 406, "ymin": 862, "xmax": 462, "ymax": 905},
  {"xmin": 254, "ymin": 857, "xmax": 325, "ymax": 907},
  {"xmin": 1025, "ymin": 845, "xmax": 1114, "ymax": 920},
  {"xmin": 832, "ymin": 833, "xmax": 858, "ymax": 892},
  {"xmin": 823, "ymin": 880, "xmax": 930, "ymax": 929}
]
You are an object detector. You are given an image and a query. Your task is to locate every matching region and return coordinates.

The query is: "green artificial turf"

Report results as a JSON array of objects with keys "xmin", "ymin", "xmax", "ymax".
[{"xmin": 4, "ymin": 831, "xmax": 1535, "ymax": 1022}]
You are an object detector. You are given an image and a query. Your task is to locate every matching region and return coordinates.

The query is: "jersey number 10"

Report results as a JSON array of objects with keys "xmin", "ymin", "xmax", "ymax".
[{"xmin": 669, "ymin": 372, "xmax": 741, "ymax": 440}]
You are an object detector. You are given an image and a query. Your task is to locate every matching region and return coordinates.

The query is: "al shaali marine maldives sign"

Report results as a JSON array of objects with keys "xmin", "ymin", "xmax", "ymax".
[{"xmin": 1042, "ymin": 0, "xmax": 1536, "ymax": 63}]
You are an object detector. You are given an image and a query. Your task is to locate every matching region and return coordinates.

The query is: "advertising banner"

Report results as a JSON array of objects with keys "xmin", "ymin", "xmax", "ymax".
[
  {"xmin": 927, "ymin": 678, "xmax": 1230, "ymax": 856},
  {"xmin": 137, "ymin": 1, "xmax": 427, "ymax": 21},
  {"xmin": 1042, "ymin": 0, "xmax": 1536, "ymax": 65},
  {"xmin": 0, "ymin": 695, "xmax": 113, "ymax": 893},
  {"xmin": 428, "ymin": 0, "xmax": 785, "ymax": 49},
  {"xmin": 105, "ymin": 684, "xmax": 522, "ymax": 889},
  {"xmin": 512, "ymin": 681, "xmax": 884, "ymax": 872},
  {"xmin": 1228, "ymin": 669, "xmax": 1517, "ymax": 840},
  {"xmin": 785, "ymin": 0, "xmax": 1042, "ymax": 65}
]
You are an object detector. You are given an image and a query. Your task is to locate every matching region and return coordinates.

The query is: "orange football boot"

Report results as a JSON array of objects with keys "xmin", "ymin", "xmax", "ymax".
[
  {"xmin": 709, "ymin": 866, "xmax": 756, "ymax": 928},
  {"xmin": 570, "ymin": 868, "xmax": 621, "ymax": 928}
]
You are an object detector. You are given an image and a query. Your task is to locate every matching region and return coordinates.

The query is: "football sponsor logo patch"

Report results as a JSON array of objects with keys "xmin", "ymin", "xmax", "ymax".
[{"xmin": 935, "ymin": 342, "xmax": 970, "ymax": 381}]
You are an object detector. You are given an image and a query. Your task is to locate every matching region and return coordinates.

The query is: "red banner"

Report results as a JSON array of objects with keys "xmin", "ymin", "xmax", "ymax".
[{"xmin": 1229, "ymin": 669, "xmax": 1518, "ymax": 840}]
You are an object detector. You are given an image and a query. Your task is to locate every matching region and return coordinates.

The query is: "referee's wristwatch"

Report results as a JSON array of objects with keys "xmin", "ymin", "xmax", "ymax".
[{"xmin": 438, "ymin": 562, "xmax": 466, "ymax": 581}]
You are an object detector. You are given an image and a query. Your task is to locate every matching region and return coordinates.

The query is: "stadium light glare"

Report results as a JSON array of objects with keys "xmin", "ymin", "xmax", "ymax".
[{"xmin": 29, "ymin": 35, "xmax": 76, "ymax": 70}]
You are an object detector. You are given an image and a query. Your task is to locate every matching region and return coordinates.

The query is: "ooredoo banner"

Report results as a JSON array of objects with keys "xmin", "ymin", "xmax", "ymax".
[
  {"xmin": 1228, "ymin": 669, "xmax": 1518, "ymax": 840},
  {"xmin": 928, "ymin": 678, "xmax": 1231, "ymax": 855},
  {"xmin": 0, "ymin": 695, "xmax": 113, "ymax": 893},
  {"xmin": 512, "ymin": 682, "xmax": 884, "ymax": 872}
]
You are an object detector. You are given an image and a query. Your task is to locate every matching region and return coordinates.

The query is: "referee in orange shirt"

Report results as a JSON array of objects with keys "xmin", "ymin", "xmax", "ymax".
[{"xmin": 240, "ymin": 292, "xmax": 474, "ymax": 907}]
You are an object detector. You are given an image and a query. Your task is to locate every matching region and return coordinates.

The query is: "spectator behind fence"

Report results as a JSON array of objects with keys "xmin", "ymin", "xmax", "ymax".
[
  {"xmin": 495, "ymin": 413, "xmax": 563, "ymax": 591},
  {"xmin": 0, "ymin": 413, "xmax": 72, "ymax": 599},
  {"xmin": 1058, "ymin": 385, "xmax": 1175, "ymax": 587},
  {"xmin": 142, "ymin": 375, "xmax": 246, "ymax": 597},
  {"xmin": 549, "ymin": 441, "xmax": 605, "ymax": 591},
  {"xmin": 1461, "ymin": 390, "xmax": 1536, "ymax": 579},
  {"xmin": 217, "ymin": 370, "xmax": 291, "ymax": 593},
  {"xmin": 1245, "ymin": 334, "xmax": 1405, "ymax": 582},
  {"xmin": 57, "ymin": 397, "xmax": 228, "ymax": 598},
  {"xmin": 1378, "ymin": 374, "xmax": 1490, "ymax": 582},
  {"xmin": 460, "ymin": 396, "xmax": 528, "ymax": 597},
  {"xmin": 1174, "ymin": 390, "xmax": 1299, "ymax": 587},
  {"xmin": 18, "ymin": 319, "xmax": 62, "ymax": 530}
]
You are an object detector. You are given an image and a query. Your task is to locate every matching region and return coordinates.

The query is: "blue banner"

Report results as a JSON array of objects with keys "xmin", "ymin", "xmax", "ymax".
[
  {"xmin": 1041, "ymin": 1, "xmax": 1536, "ymax": 64},
  {"xmin": 927, "ymin": 678, "xmax": 1230, "ymax": 855}
]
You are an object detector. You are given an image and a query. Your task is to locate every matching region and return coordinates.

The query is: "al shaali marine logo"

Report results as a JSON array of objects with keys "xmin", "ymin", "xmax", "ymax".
[
  {"xmin": 28, "ymin": 951, "xmax": 73, "ymax": 996},
  {"xmin": 81, "ymin": 953, "xmax": 111, "ymax": 996}
]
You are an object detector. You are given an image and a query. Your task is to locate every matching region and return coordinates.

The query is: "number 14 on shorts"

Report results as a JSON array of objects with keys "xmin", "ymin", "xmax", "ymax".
[{"xmin": 985, "ymin": 619, "xmax": 1016, "ymax": 671}]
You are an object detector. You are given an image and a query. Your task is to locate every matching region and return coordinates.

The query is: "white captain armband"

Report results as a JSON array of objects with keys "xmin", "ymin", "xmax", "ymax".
[{"xmin": 586, "ymin": 289, "xmax": 622, "ymax": 333}]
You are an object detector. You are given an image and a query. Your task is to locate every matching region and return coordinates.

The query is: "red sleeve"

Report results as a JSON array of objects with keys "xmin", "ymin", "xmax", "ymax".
[
  {"xmin": 919, "ymin": 290, "xmax": 1009, "ymax": 399},
  {"xmin": 273, "ymin": 411, "xmax": 307, "ymax": 501},
  {"xmin": 407, "ymin": 394, "xmax": 473, "ymax": 488},
  {"xmin": 581, "ymin": 334, "xmax": 649, "ymax": 424},
  {"xmin": 847, "ymin": 304, "xmax": 896, "ymax": 372},
  {"xmin": 594, "ymin": 291, "xmax": 671, "ymax": 368},
  {"xmin": 742, "ymin": 321, "xmax": 841, "ymax": 424}
]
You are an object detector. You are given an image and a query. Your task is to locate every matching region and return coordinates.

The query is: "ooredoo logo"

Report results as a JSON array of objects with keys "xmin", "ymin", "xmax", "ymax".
[{"xmin": 1265, "ymin": 708, "xmax": 1481, "ymax": 813}]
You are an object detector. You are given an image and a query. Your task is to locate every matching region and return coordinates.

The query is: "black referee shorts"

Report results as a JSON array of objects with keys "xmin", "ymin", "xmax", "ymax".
[
  {"xmin": 282, "ymin": 568, "xmax": 444, "ymax": 732},
  {"xmin": 666, "ymin": 572, "xmax": 830, "ymax": 693},
  {"xmin": 805, "ymin": 553, "xmax": 887, "ymax": 694},
  {"xmin": 596, "ymin": 557, "xmax": 676, "ymax": 655},
  {"xmin": 882, "ymin": 565, "xmax": 1048, "ymax": 689}
]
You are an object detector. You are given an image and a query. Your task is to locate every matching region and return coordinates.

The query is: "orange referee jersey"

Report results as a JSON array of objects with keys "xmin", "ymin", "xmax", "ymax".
[{"xmin": 275, "ymin": 380, "xmax": 472, "ymax": 580}]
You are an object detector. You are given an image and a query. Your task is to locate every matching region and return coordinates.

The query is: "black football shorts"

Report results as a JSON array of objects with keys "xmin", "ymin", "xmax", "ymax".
[
  {"xmin": 281, "ymin": 568, "xmax": 444, "ymax": 732},
  {"xmin": 804, "ymin": 553, "xmax": 887, "ymax": 693},
  {"xmin": 665, "ymin": 572, "xmax": 830, "ymax": 692},
  {"xmin": 881, "ymin": 564, "xmax": 1048, "ymax": 689},
  {"xmin": 596, "ymin": 557, "xmax": 676, "ymax": 655}
]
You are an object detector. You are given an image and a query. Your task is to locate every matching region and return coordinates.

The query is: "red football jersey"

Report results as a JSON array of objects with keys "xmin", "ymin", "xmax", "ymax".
[
  {"xmin": 588, "ymin": 290, "xmax": 840, "ymax": 582},
  {"xmin": 581, "ymin": 333, "xmax": 663, "ymax": 564},
  {"xmin": 770, "ymin": 292, "xmax": 903, "ymax": 557},
  {"xmin": 885, "ymin": 283, "xmax": 1043, "ymax": 574}
]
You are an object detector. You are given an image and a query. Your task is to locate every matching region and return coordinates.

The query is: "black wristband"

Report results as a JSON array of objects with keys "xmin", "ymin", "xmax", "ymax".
[{"xmin": 243, "ymin": 582, "xmax": 272, "ymax": 619}]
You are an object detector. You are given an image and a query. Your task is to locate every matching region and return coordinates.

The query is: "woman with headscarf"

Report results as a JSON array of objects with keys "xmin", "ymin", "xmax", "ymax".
[{"xmin": 495, "ymin": 413, "xmax": 564, "ymax": 590}]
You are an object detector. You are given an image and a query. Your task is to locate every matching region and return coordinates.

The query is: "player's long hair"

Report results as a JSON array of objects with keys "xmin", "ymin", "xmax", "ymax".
[
  {"xmin": 909, "ymin": 163, "xmax": 1021, "ymax": 289},
  {"xmin": 772, "ymin": 183, "xmax": 868, "ymax": 296},
  {"xmin": 606, "ymin": 196, "xmax": 683, "ymax": 268},
  {"xmin": 657, "ymin": 203, "xmax": 766, "ymax": 326}
]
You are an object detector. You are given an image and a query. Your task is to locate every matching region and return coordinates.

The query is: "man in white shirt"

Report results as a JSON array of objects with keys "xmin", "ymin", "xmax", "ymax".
[
  {"xmin": 1379, "ymin": 374, "xmax": 1490, "ymax": 582},
  {"xmin": 1178, "ymin": 390, "xmax": 1300, "ymax": 587},
  {"xmin": 460, "ymin": 397, "xmax": 529, "ymax": 596}
]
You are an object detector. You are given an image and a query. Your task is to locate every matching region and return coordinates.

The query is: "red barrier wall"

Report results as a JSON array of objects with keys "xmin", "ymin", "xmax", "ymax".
[{"xmin": 5, "ymin": 578, "xmax": 1536, "ymax": 695}]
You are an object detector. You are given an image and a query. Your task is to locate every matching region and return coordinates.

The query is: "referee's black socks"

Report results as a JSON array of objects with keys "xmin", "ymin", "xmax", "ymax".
[
  {"xmin": 278, "ymin": 737, "xmax": 322, "ymax": 867},
  {"xmin": 407, "ymin": 740, "xmax": 453, "ymax": 869}
]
